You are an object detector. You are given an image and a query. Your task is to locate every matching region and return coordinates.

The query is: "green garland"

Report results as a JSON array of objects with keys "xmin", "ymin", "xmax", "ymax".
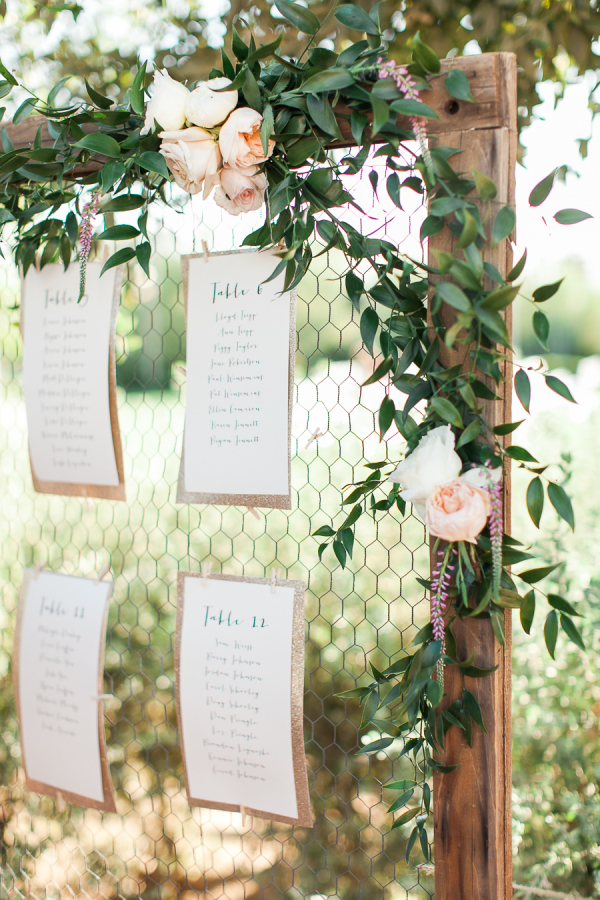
[{"xmin": 0, "ymin": 0, "xmax": 591, "ymax": 862}]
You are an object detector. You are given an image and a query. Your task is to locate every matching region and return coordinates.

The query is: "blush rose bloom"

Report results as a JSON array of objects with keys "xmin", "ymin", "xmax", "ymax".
[
  {"xmin": 159, "ymin": 128, "xmax": 222, "ymax": 197},
  {"xmin": 185, "ymin": 77, "xmax": 238, "ymax": 128},
  {"xmin": 214, "ymin": 167, "xmax": 267, "ymax": 215},
  {"xmin": 388, "ymin": 425, "xmax": 461, "ymax": 519},
  {"xmin": 141, "ymin": 69, "xmax": 189, "ymax": 135},
  {"xmin": 219, "ymin": 108, "xmax": 275, "ymax": 174},
  {"xmin": 426, "ymin": 479, "xmax": 491, "ymax": 544}
]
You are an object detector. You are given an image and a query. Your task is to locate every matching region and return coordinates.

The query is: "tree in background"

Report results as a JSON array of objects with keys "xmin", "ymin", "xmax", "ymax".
[{"xmin": 1, "ymin": 0, "xmax": 600, "ymax": 146}]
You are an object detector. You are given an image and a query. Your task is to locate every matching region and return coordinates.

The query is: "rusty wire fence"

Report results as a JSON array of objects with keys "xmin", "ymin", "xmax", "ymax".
[{"xmin": 0, "ymin": 151, "xmax": 434, "ymax": 900}]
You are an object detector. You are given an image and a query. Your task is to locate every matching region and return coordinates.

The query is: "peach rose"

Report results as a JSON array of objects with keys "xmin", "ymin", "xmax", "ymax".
[
  {"xmin": 214, "ymin": 167, "xmax": 266, "ymax": 216},
  {"xmin": 159, "ymin": 127, "xmax": 222, "ymax": 198},
  {"xmin": 218, "ymin": 108, "xmax": 275, "ymax": 174},
  {"xmin": 426, "ymin": 479, "xmax": 491, "ymax": 544}
]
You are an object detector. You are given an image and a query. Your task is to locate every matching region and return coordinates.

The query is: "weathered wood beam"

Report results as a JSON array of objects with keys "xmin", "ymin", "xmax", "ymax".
[
  {"xmin": 2, "ymin": 53, "xmax": 514, "ymax": 176},
  {"xmin": 429, "ymin": 51, "xmax": 516, "ymax": 900}
]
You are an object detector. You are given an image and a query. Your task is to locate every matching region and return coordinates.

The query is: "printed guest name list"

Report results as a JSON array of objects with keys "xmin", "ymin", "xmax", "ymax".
[
  {"xmin": 180, "ymin": 250, "xmax": 293, "ymax": 505},
  {"xmin": 178, "ymin": 575, "xmax": 300, "ymax": 821},
  {"xmin": 23, "ymin": 263, "xmax": 120, "ymax": 488},
  {"xmin": 16, "ymin": 570, "xmax": 114, "ymax": 807}
]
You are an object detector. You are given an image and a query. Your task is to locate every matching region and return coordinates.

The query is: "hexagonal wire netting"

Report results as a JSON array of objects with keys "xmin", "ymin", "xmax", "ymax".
[{"xmin": 0, "ymin": 149, "xmax": 435, "ymax": 899}]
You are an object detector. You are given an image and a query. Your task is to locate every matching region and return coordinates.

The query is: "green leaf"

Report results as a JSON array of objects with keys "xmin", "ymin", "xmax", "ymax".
[
  {"xmin": 301, "ymin": 67, "xmax": 355, "ymax": 92},
  {"xmin": 548, "ymin": 594, "xmax": 582, "ymax": 617},
  {"xmin": 547, "ymin": 481, "xmax": 575, "ymax": 530},
  {"xmin": 427, "ymin": 680, "xmax": 443, "ymax": 708},
  {"xmin": 436, "ymin": 281, "xmax": 470, "ymax": 312},
  {"xmin": 544, "ymin": 609, "xmax": 558, "ymax": 659},
  {"xmin": 135, "ymin": 241, "xmax": 151, "ymax": 277},
  {"xmin": 85, "ymin": 79, "xmax": 112, "ymax": 109},
  {"xmin": 472, "ymin": 168, "xmax": 497, "ymax": 201},
  {"xmin": 391, "ymin": 807, "xmax": 421, "ymax": 829},
  {"xmin": 463, "ymin": 690, "xmax": 486, "ymax": 730},
  {"xmin": 379, "ymin": 395, "xmax": 395, "ymax": 438},
  {"xmin": 334, "ymin": 4, "xmax": 380, "ymax": 35},
  {"xmin": 231, "ymin": 25, "xmax": 248, "ymax": 61},
  {"xmin": 100, "ymin": 247, "xmax": 136, "ymax": 275},
  {"xmin": 529, "ymin": 169, "xmax": 557, "ymax": 207},
  {"xmin": 431, "ymin": 396, "xmax": 462, "ymax": 429},
  {"xmin": 560, "ymin": 614, "xmax": 585, "ymax": 651},
  {"xmin": 75, "ymin": 132, "xmax": 122, "ymax": 159},
  {"xmin": 370, "ymin": 96, "xmax": 390, "ymax": 136},
  {"xmin": 130, "ymin": 62, "xmax": 147, "ymax": 116},
  {"xmin": 136, "ymin": 151, "xmax": 169, "ymax": 178},
  {"xmin": 493, "ymin": 420, "xmax": 524, "ymax": 435},
  {"xmin": 102, "ymin": 194, "xmax": 146, "ymax": 212},
  {"xmin": 533, "ymin": 278, "xmax": 563, "ymax": 302},
  {"xmin": 520, "ymin": 590, "xmax": 535, "ymax": 634},
  {"xmin": 274, "ymin": 0, "xmax": 321, "ymax": 33},
  {"xmin": 356, "ymin": 737, "xmax": 394, "ymax": 755},
  {"xmin": 518, "ymin": 564, "xmax": 560, "ymax": 585},
  {"xmin": 554, "ymin": 208, "xmax": 592, "ymax": 225},
  {"xmin": 260, "ymin": 103, "xmax": 275, "ymax": 154},
  {"xmin": 506, "ymin": 249, "xmax": 527, "ymax": 282},
  {"xmin": 390, "ymin": 97, "xmax": 439, "ymax": 119},
  {"xmin": 360, "ymin": 307, "xmax": 379, "ymax": 355},
  {"xmin": 97, "ymin": 224, "xmax": 141, "ymax": 241},
  {"xmin": 0, "ymin": 57, "xmax": 17, "ymax": 86},
  {"xmin": 479, "ymin": 284, "xmax": 519, "ymax": 311},
  {"xmin": 363, "ymin": 356, "xmax": 393, "ymax": 386},
  {"xmin": 456, "ymin": 210, "xmax": 478, "ymax": 249},
  {"xmin": 333, "ymin": 539, "xmax": 347, "ymax": 569},
  {"xmin": 412, "ymin": 32, "xmax": 440, "ymax": 73},
  {"xmin": 505, "ymin": 445, "xmax": 538, "ymax": 463},
  {"xmin": 13, "ymin": 97, "xmax": 37, "ymax": 125},
  {"xmin": 313, "ymin": 525, "xmax": 335, "ymax": 538},
  {"xmin": 545, "ymin": 374, "xmax": 576, "ymax": 404},
  {"xmin": 514, "ymin": 369, "xmax": 531, "ymax": 413},
  {"xmin": 491, "ymin": 205, "xmax": 515, "ymax": 248},
  {"xmin": 429, "ymin": 197, "xmax": 469, "ymax": 216},
  {"xmin": 533, "ymin": 310, "xmax": 550, "ymax": 350},
  {"xmin": 242, "ymin": 67, "xmax": 262, "ymax": 111},
  {"xmin": 445, "ymin": 69, "xmax": 474, "ymax": 102},
  {"xmin": 526, "ymin": 477, "xmax": 544, "ymax": 528},
  {"xmin": 456, "ymin": 418, "xmax": 481, "ymax": 448},
  {"xmin": 101, "ymin": 159, "xmax": 126, "ymax": 193}
]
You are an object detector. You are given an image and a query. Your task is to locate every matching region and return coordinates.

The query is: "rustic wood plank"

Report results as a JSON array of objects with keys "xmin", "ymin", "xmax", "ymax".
[
  {"xmin": 429, "ymin": 52, "xmax": 517, "ymax": 900},
  {"xmin": 3, "ymin": 53, "xmax": 516, "ymax": 164}
]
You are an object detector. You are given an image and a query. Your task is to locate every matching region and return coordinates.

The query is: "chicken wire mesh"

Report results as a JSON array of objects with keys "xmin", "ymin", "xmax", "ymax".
[{"xmin": 0, "ymin": 153, "xmax": 435, "ymax": 900}]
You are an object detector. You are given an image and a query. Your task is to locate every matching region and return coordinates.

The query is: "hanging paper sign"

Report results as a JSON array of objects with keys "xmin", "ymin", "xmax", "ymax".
[
  {"xmin": 176, "ymin": 572, "xmax": 311, "ymax": 826},
  {"xmin": 13, "ymin": 569, "xmax": 116, "ymax": 810},
  {"xmin": 176, "ymin": 250, "xmax": 295, "ymax": 509},
  {"xmin": 22, "ymin": 263, "xmax": 125, "ymax": 500}
]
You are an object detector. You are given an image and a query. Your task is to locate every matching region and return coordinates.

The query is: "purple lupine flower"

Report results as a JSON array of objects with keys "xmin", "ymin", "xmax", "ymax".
[
  {"xmin": 377, "ymin": 58, "xmax": 433, "ymax": 175},
  {"xmin": 484, "ymin": 463, "xmax": 503, "ymax": 599},
  {"xmin": 429, "ymin": 546, "xmax": 457, "ymax": 685},
  {"xmin": 78, "ymin": 189, "xmax": 101, "ymax": 301}
]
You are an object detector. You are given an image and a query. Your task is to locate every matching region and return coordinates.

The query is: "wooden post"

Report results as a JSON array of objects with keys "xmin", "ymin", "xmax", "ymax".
[{"xmin": 428, "ymin": 52, "xmax": 517, "ymax": 900}]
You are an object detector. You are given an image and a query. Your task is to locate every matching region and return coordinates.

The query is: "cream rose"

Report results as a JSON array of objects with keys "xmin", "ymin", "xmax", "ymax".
[
  {"xmin": 159, "ymin": 128, "xmax": 222, "ymax": 197},
  {"xmin": 214, "ymin": 167, "xmax": 267, "ymax": 216},
  {"xmin": 185, "ymin": 77, "xmax": 239, "ymax": 128},
  {"xmin": 141, "ymin": 69, "xmax": 189, "ymax": 135},
  {"xmin": 218, "ymin": 107, "xmax": 275, "ymax": 174},
  {"xmin": 426, "ymin": 479, "xmax": 491, "ymax": 544},
  {"xmin": 388, "ymin": 425, "xmax": 461, "ymax": 519}
]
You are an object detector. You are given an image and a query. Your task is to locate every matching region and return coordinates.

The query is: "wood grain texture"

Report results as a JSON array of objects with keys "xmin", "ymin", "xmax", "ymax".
[
  {"xmin": 3, "ymin": 52, "xmax": 517, "ymax": 167},
  {"xmin": 428, "ymin": 52, "xmax": 517, "ymax": 900}
]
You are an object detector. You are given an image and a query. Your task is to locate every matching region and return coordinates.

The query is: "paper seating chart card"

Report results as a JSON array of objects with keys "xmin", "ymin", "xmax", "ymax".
[
  {"xmin": 14, "ymin": 569, "xmax": 116, "ymax": 811},
  {"xmin": 22, "ymin": 263, "xmax": 125, "ymax": 500},
  {"xmin": 177, "ymin": 249, "xmax": 295, "ymax": 509},
  {"xmin": 176, "ymin": 572, "xmax": 311, "ymax": 826}
]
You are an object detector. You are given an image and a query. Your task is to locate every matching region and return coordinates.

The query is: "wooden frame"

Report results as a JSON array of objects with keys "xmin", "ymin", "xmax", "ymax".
[{"xmin": 4, "ymin": 50, "xmax": 517, "ymax": 895}]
